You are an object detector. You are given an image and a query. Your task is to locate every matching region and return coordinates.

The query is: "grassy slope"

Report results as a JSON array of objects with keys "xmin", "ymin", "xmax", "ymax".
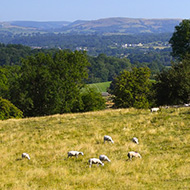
[
  {"xmin": 87, "ymin": 81, "xmax": 111, "ymax": 93},
  {"xmin": 0, "ymin": 107, "xmax": 190, "ymax": 189}
]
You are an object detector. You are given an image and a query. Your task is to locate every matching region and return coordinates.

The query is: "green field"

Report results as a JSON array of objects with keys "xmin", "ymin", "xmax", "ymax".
[
  {"xmin": 87, "ymin": 81, "xmax": 111, "ymax": 93},
  {"xmin": 0, "ymin": 107, "xmax": 190, "ymax": 189}
]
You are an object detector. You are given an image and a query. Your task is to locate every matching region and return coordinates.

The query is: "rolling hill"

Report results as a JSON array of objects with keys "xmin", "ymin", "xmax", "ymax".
[{"xmin": 0, "ymin": 17, "xmax": 182, "ymax": 34}]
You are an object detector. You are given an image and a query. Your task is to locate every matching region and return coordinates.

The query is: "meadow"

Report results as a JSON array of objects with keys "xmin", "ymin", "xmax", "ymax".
[
  {"xmin": 0, "ymin": 107, "xmax": 190, "ymax": 189},
  {"xmin": 87, "ymin": 81, "xmax": 111, "ymax": 93}
]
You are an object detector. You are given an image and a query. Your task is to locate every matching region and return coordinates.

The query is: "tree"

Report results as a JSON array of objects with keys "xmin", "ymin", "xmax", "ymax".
[
  {"xmin": 10, "ymin": 51, "xmax": 90, "ymax": 117},
  {"xmin": 80, "ymin": 88, "xmax": 106, "ymax": 112},
  {"xmin": 0, "ymin": 67, "xmax": 9, "ymax": 98},
  {"xmin": 154, "ymin": 20, "xmax": 190, "ymax": 106},
  {"xmin": 109, "ymin": 67, "xmax": 151, "ymax": 109},
  {"xmin": 154, "ymin": 55, "xmax": 190, "ymax": 105},
  {"xmin": 0, "ymin": 97, "xmax": 23, "ymax": 120},
  {"xmin": 169, "ymin": 20, "xmax": 190, "ymax": 60}
]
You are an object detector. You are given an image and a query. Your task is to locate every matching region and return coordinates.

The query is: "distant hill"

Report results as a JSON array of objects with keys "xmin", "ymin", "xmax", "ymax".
[
  {"xmin": 0, "ymin": 21, "xmax": 71, "ymax": 30},
  {"xmin": 60, "ymin": 17, "xmax": 182, "ymax": 34},
  {"xmin": 0, "ymin": 17, "xmax": 182, "ymax": 34}
]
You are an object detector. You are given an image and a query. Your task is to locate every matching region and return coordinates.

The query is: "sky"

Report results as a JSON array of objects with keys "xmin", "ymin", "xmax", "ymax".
[{"xmin": 0, "ymin": 0, "xmax": 190, "ymax": 22}]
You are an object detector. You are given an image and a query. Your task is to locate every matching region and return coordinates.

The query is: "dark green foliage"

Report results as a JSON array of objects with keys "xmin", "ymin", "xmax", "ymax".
[
  {"xmin": 0, "ymin": 42, "xmax": 172, "ymax": 83},
  {"xmin": 0, "ymin": 97, "xmax": 23, "ymax": 120},
  {"xmin": 0, "ymin": 43, "xmax": 61, "ymax": 66},
  {"xmin": 10, "ymin": 51, "xmax": 90, "ymax": 117},
  {"xmin": 154, "ymin": 20, "xmax": 190, "ymax": 106},
  {"xmin": 169, "ymin": 20, "xmax": 190, "ymax": 60},
  {"xmin": 87, "ymin": 54, "xmax": 131, "ymax": 83},
  {"xmin": 80, "ymin": 88, "xmax": 106, "ymax": 112},
  {"xmin": 1, "ymin": 33, "xmax": 172, "ymax": 52},
  {"xmin": 109, "ymin": 67, "xmax": 151, "ymax": 109},
  {"xmin": 0, "ymin": 66, "xmax": 21, "ymax": 100},
  {"xmin": 0, "ymin": 67, "xmax": 9, "ymax": 98},
  {"xmin": 0, "ymin": 44, "xmax": 31, "ymax": 66},
  {"xmin": 128, "ymin": 50, "xmax": 172, "ymax": 73},
  {"xmin": 154, "ymin": 55, "xmax": 190, "ymax": 105}
]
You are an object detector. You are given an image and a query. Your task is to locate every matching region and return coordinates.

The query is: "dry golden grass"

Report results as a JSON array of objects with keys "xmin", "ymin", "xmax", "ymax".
[{"xmin": 0, "ymin": 107, "xmax": 190, "ymax": 189}]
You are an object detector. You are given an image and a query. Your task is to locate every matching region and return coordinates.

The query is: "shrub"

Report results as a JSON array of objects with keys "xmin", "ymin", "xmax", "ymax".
[
  {"xmin": 81, "ymin": 88, "xmax": 106, "ymax": 112},
  {"xmin": 0, "ymin": 97, "xmax": 23, "ymax": 120}
]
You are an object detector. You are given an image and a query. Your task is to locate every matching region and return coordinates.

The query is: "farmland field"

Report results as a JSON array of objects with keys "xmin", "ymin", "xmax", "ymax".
[
  {"xmin": 0, "ymin": 107, "xmax": 190, "ymax": 189},
  {"xmin": 87, "ymin": 81, "xmax": 111, "ymax": 93}
]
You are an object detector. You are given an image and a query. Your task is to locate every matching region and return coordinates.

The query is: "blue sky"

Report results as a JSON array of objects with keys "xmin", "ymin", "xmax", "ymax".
[{"xmin": 0, "ymin": 0, "xmax": 189, "ymax": 22}]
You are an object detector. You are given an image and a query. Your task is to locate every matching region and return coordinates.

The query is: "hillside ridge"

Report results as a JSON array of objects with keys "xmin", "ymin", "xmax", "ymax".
[{"xmin": 0, "ymin": 17, "xmax": 182, "ymax": 34}]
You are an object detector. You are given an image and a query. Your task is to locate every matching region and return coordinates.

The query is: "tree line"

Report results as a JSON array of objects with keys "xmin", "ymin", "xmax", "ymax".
[
  {"xmin": 0, "ymin": 51, "xmax": 106, "ymax": 119},
  {"xmin": 0, "ymin": 43, "xmax": 171, "ymax": 82},
  {"xmin": 0, "ymin": 20, "xmax": 190, "ymax": 119},
  {"xmin": 109, "ymin": 20, "xmax": 190, "ymax": 108},
  {"xmin": 0, "ymin": 32, "xmax": 172, "ymax": 51}
]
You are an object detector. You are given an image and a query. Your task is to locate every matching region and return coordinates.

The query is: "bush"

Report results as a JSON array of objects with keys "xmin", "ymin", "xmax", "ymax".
[
  {"xmin": 109, "ymin": 67, "xmax": 151, "ymax": 109},
  {"xmin": 0, "ymin": 97, "xmax": 23, "ymax": 120},
  {"xmin": 81, "ymin": 88, "xmax": 106, "ymax": 112}
]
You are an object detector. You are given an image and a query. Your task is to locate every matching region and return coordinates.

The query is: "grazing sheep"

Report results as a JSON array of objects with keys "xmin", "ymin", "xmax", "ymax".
[
  {"xmin": 22, "ymin": 153, "xmax": 30, "ymax": 160},
  {"xmin": 89, "ymin": 158, "xmax": 104, "ymax": 167},
  {"xmin": 150, "ymin": 107, "xmax": 160, "ymax": 112},
  {"xmin": 127, "ymin": 151, "xmax": 142, "ymax": 160},
  {"xmin": 67, "ymin": 151, "xmax": 84, "ymax": 158},
  {"xmin": 132, "ymin": 137, "xmax": 139, "ymax": 144},
  {"xmin": 104, "ymin": 135, "xmax": 114, "ymax": 144},
  {"xmin": 99, "ymin": 155, "xmax": 111, "ymax": 162}
]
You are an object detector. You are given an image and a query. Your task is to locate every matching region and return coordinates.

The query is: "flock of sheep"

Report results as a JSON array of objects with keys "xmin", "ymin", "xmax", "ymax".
[
  {"xmin": 21, "ymin": 135, "xmax": 142, "ymax": 167},
  {"xmin": 21, "ymin": 108, "xmax": 163, "ymax": 167},
  {"xmin": 21, "ymin": 107, "xmax": 162, "ymax": 166}
]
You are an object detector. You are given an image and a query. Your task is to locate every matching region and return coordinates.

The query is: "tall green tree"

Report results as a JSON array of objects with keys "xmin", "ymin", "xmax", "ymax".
[
  {"xmin": 154, "ymin": 55, "xmax": 190, "ymax": 105},
  {"xmin": 10, "ymin": 51, "xmax": 89, "ymax": 117},
  {"xmin": 109, "ymin": 67, "xmax": 151, "ymax": 109},
  {"xmin": 51, "ymin": 50, "xmax": 89, "ymax": 113},
  {"xmin": 169, "ymin": 19, "xmax": 190, "ymax": 60},
  {"xmin": 154, "ymin": 20, "xmax": 190, "ymax": 106}
]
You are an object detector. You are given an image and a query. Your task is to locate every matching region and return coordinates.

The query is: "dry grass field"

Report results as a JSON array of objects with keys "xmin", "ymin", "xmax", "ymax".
[{"xmin": 0, "ymin": 107, "xmax": 190, "ymax": 190}]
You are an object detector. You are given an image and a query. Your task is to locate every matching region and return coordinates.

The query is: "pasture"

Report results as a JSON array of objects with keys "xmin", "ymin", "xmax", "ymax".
[
  {"xmin": 87, "ymin": 81, "xmax": 111, "ymax": 93},
  {"xmin": 0, "ymin": 107, "xmax": 190, "ymax": 189}
]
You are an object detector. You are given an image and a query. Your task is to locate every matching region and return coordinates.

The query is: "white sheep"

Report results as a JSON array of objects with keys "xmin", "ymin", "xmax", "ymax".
[
  {"xmin": 99, "ymin": 155, "xmax": 111, "ymax": 162},
  {"xmin": 67, "ymin": 151, "xmax": 84, "ymax": 158},
  {"xmin": 132, "ymin": 137, "xmax": 139, "ymax": 144},
  {"xmin": 89, "ymin": 158, "xmax": 104, "ymax": 167},
  {"xmin": 22, "ymin": 153, "xmax": 30, "ymax": 160},
  {"xmin": 150, "ymin": 107, "xmax": 160, "ymax": 112},
  {"xmin": 104, "ymin": 135, "xmax": 114, "ymax": 144},
  {"xmin": 127, "ymin": 151, "xmax": 142, "ymax": 160}
]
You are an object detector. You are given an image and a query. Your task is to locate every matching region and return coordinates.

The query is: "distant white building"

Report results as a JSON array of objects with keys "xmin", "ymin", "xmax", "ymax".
[{"xmin": 122, "ymin": 43, "xmax": 143, "ymax": 48}]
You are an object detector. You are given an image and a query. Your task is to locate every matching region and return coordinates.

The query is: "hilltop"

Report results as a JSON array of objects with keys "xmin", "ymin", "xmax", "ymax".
[
  {"xmin": 0, "ymin": 17, "xmax": 182, "ymax": 34},
  {"xmin": 0, "ymin": 107, "xmax": 190, "ymax": 189}
]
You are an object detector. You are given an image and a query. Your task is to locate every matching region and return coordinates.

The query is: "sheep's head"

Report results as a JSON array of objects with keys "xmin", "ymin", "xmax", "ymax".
[
  {"xmin": 138, "ymin": 153, "xmax": 142, "ymax": 158},
  {"xmin": 80, "ymin": 152, "xmax": 84, "ymax": 156}
]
